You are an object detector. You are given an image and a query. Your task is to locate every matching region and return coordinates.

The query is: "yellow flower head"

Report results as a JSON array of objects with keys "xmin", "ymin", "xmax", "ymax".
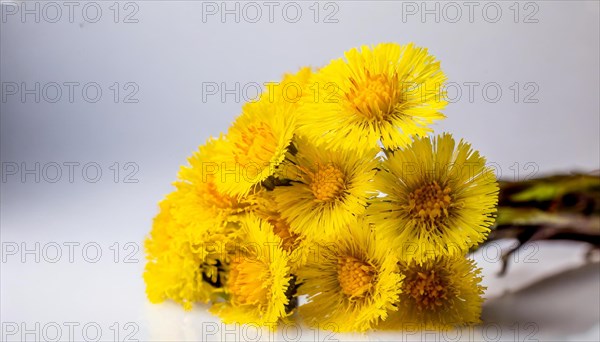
[
  {"xmin": 380, "ymin": 256, "xmax": 485, "ymax": 330},
  {"xmin": 213, "ymin": 68, "xmax": 313, "ymax": 197},
  {"xmin": 210, "ymin": 215, "xmax": 293, "ymax": 328},
  {"xmin": 173, "ymin": 136, "xmax": 256, "ymax": 242},
  {"xmin": 144, "ymin": 196, "xmax": 222, "ymax": 310},
  {"xmin": 253, "ymin": 191, "xmax": 311, "ymax": 272},
  {"xmin": 273, "ymin": 136, "xmax": 379, "ymax": 240},
  {"xmin": 297, "ymin": 220, "xmax": 403, "ymax": 332},
  {"xmin": 369, "ymin": 133, "xmax": 499, "ymax": 263},
  {"xmin": 297, "ymin": 43, "xmax": 447, "ymax": 151}
]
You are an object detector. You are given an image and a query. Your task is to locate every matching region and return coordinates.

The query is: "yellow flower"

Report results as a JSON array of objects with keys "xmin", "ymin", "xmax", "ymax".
[
  {"xmin": 253, "ymin": 191, "xmax": 311, "ymax": 272},
  {"xmin": 210, "ymin": 215, "xmax": 293, "ymax": 327},
  {"xmin": 369, "ymin": 133, "xmax": 498, "ymax": 263},
  {"xmin": 273, "ymin": 136, "xmax": 379, "ymax": 240},
  {"xmin": 380, "ymin": 256, "xmax": 485, "ymax": 330},
  {"xmin": 297, "ymin": 43, "xmax": 447, "ymax": 151},
  {"xmin": 297, "ymin": 220, "xmax": 402, "ymax": 332},
  {"xmin": 213, "ymin": 68, "xmax": 313, "ymax": 197},
  {"xmin": 145, "ymin": 136, "xmax": 266, "ymax": 311},
  {"xmin": 144, "ymin": 196, "xmax": 221, "ymax": 310},
  {"xmin": 172, "ymin": 135, "xmax": 255, "ymax": 241}
]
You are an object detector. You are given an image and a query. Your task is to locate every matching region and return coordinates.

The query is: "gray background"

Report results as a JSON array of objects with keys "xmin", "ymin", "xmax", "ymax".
[{"xmin": 1, "ymin": 1, "xmax": 599, "ymax": 341}]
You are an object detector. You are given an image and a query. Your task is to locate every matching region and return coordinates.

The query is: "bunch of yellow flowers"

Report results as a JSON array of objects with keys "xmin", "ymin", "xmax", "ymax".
[{"xmin": 144, "ymin": 43, "xmax": 499, "ymax": 332}]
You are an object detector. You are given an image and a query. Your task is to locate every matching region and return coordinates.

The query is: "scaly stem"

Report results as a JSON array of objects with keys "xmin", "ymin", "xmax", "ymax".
[{"xmin": 480, "ymin": 173, "xmax": 600, "ymax": 275}]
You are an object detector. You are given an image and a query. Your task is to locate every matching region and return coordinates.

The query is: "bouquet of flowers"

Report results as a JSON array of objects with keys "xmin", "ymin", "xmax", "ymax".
[{"xmin": 143, "ymin": 43, "xmax": 500, "ymax": 332}]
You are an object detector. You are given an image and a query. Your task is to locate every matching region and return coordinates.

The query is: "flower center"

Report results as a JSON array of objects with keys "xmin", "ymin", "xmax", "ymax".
[
  {"xmin": 404, "ymin": 270, "xmax": 449, "ymax": 311},
  {"xmin": 310, "ymin": 163, "xmax": 346, "ymax": 201},
  {"xmin": 407, "ymin": 181, "xmax": 452, "ymax": 224},
  {"xmin": 346, "ymin": 72, "xmax": 400, "ymax": 121},
  {"xmin": 337, "ymin": 256, "xmax": 376, "ymax": 298},
  {"xmin": 227, "ymin": 259, "xmax": 271, "ymax": 306},
  {"xmin": 234, "ymin": 122, "xmax": 276, "ymax": 167}
]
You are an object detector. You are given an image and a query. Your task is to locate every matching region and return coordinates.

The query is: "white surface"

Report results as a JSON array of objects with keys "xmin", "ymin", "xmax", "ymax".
[{"xmin": 1, "ymin": 1, "xmax": 599, "ymax": 341}]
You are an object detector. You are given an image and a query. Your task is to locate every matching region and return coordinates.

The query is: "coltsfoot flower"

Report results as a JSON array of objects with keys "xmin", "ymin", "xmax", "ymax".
[
  {"xmin": 210, "ymin": 215, "xmax": 293, "ymax": 328},
  {"xmin": 297, "ymin": 220, "xmax": 402, "ymax": 332},
  {"xmin": 212, "ymin": 68, "xmax": 313, "ymax": 197},
  {"xmin": 173, "ymin": 135, "xmax": 255, "ymax": 240},
  {"xmin": 379, "ymin": 256, "xmax": 485, "ymax": 330},
  {"xmin": 144, "ymin": 196, "xmax": 222, "ymax": 310},
  {"xmin": 369, "ymin": 133, "xmax": 499, "ymax": 263},
  {"xmin": 273, "ymin": 136, "xmax": 379, "ymax": 239},
  {"xmin": 297, "ymin": 43, "xmax": 447, "ymax": 151},
  {"xmin": 253, "ymin": 191, "xmax": 310, "ymax": 272}
]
